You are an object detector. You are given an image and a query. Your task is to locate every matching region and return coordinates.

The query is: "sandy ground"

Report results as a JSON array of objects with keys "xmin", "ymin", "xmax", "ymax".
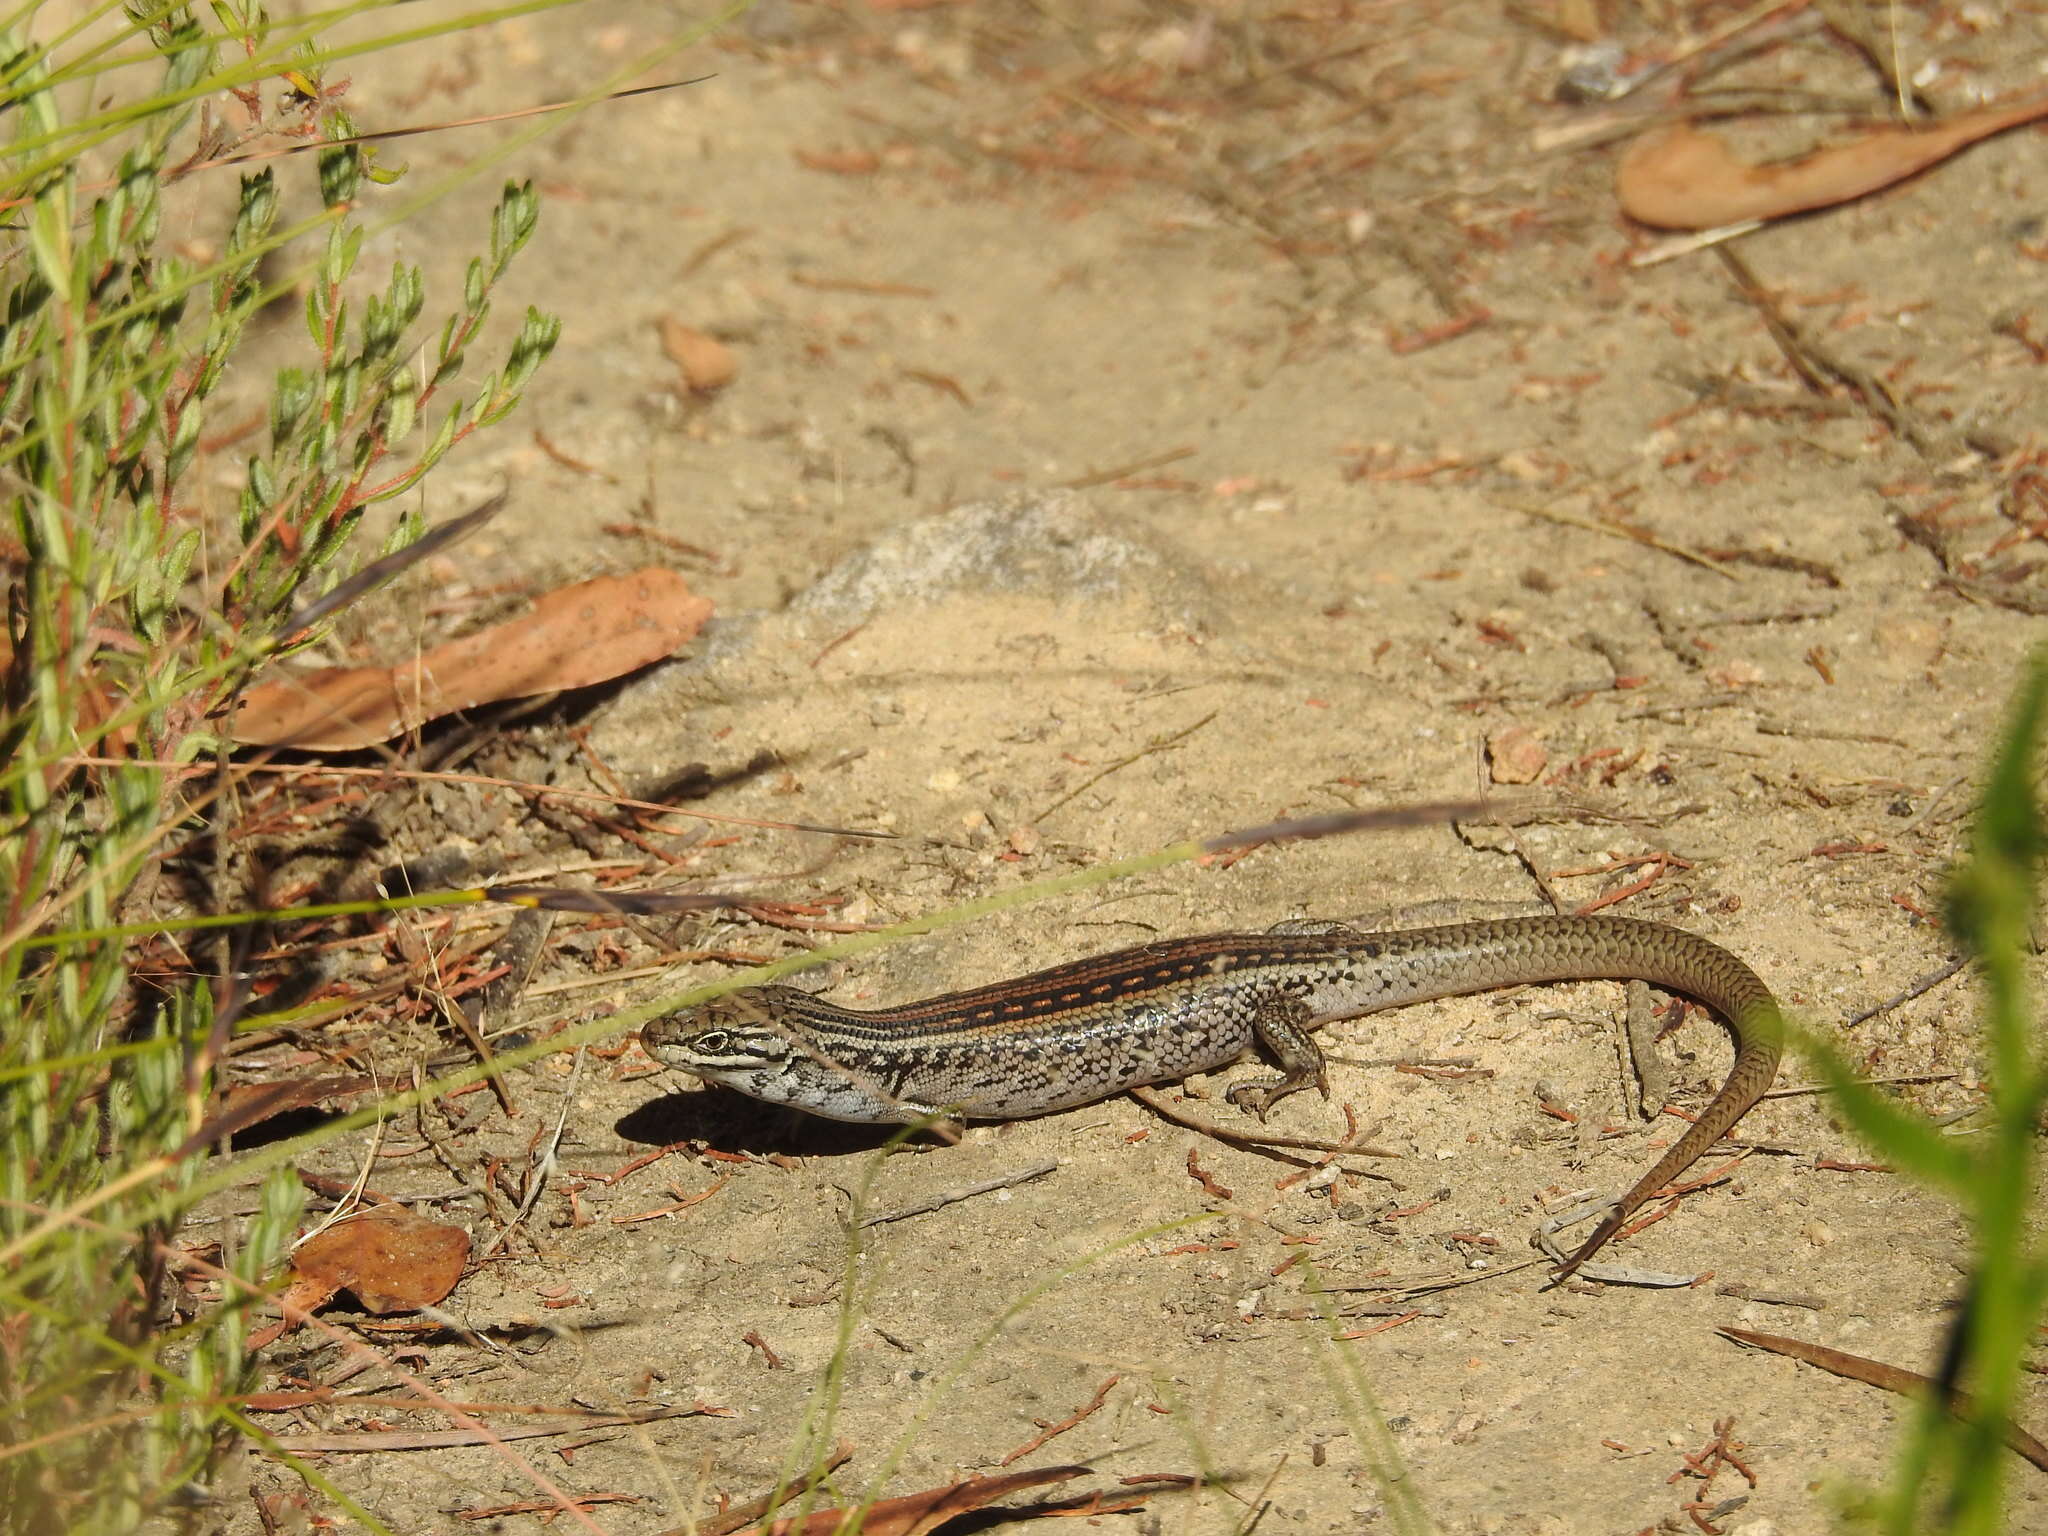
[{"xmin": 186, "ymin": 2, "xmax": 2048, "ymax": 1532}]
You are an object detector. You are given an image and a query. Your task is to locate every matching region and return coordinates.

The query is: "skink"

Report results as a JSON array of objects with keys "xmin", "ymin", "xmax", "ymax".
[{"xmin": 640, "ymin": 913, "xmax": 1783, "ymax": 1278}]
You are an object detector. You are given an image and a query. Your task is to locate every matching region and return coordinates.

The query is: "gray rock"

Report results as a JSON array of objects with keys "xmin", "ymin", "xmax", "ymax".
[{"xmin": 792, "ymin": 491, "xmax": 1172, "ymax": 621}]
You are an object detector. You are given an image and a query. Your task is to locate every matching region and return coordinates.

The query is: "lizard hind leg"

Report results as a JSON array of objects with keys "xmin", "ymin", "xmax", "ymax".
[{"xmin": 1224, "ymin": 993, "xmax": 1329, "ymax": 1120}]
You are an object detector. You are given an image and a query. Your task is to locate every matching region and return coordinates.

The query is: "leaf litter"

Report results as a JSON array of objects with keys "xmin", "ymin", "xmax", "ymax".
[{"xmin": 1618, "ymin": 90, "xmax": 2048, "ymax": 230}]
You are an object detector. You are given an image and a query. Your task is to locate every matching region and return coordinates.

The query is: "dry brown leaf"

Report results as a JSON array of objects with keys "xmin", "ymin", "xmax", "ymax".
[
  {"xmin": 231, "ymin": 568, "xmax": 711, "ymax": 749},
  {"xmin": 732, "ymin": 1466, "xmax": 1092, "ymax": 1536},
  {"xmin": 659, "ymin": 317, "xmax": 739, "ymax": 392},
  {"xmin": 1618, "ymin": 93, "xmax": 2048, "ymax": 230},
  {"xmin": 292, "ymin": 1205, "xmax": 471, "ymax": 1315},
  {"xmin": 231, "ymin": 664, "xmax": 397, "ymax": 750}
]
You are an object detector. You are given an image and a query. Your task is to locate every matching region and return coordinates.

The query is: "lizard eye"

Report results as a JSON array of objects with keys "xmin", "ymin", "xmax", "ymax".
[{"xmin": 692, "ymin": 1029, "xmax": 732, "ymax": 1054}]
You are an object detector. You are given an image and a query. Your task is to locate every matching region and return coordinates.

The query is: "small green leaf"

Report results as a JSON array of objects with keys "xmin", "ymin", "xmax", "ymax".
[
  {"xmin": 321, "ymin": 224, "xmax": 362, "ymax": 289},
  {"xmin": 467, "ymin": 374, "xmax": 500, "ymax": 427},
  {"xmin": 165, "ymin": 398, "xmax": 203, "ymax": 485},
  {"xmin": 382, "ymin": 506, "xmax": 424, "ymax": 554},
  {"xmin": 503, "ymin": 307, "xmax": 560, "ymax": 391},
  {"xmin": 122, "ymin": 149, "xmax": 163, "ymax": 250},
  {"xmin": 392, "ymin": 262, "xmax": 423, "ymax": 330},
  {"xmin": 28, "ymin": 179, "xmax": 75, "ymax": 295},
  {"xmin": 380, "ymin": 366, "xmax": 418, "ymax": 442},
  {"xmin": 420, "ymin": 404, "xmax": 459, "ymax": 465},
  {"xmin": 161, "ymin": 526, "xmax": 199, "ymax": 590},
  {"xmin": 269, "ymin": 367, "xmax": 313, "ymax": 446},
  {"xmin": 226, "ymin": 170, "xmax": 278, "ymax": 267},
  {"xmin": 91, "ymin": 193, "xmax": 120, "ymax": 267},
  {"xmin": 335, "ymin": 354, "xmax": 361, "ymax": 419},
  {"xmin": 318, "ymin": 149, "xmax": 360, "ymax": 210},
  {"xmin": 160, "ymin": 18, "xmax": 215, "ymax": 95},
  {"xmin": 246, "ymin": 454, "xmax": 276, "ymax": 510},
  {"xmin": 172, "ymin": 727, "xmax": 222, "ymax": 765},
  {"xmin": 431, "ymin": 341, "xmax": 467, "ymax": 389}
]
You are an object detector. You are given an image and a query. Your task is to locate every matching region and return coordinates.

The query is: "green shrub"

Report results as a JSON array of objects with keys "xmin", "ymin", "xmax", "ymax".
[{"xmin": 0, "ymin": 4, "xmax": 555, "ymax": 1529}]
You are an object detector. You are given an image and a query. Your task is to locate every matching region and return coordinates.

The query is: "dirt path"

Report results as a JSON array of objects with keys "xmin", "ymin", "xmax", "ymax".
[{"xmin": 212, "ymin": 4, "xmax": 2048, "ymax": 1531}]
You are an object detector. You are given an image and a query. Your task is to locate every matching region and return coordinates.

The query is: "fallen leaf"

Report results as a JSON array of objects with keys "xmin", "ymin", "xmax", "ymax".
[
  {"xmin": 232, "ymin": 665, "xmax": 397, "ymax": 750},
  {"xmin": 732, "ymin": 1466, "xmax": 1098, "ymax": 1536},
  {"xmin": 1618, "ymin": 92, "xmax": 2048, "ymax": 230},
  {"xmin": 231, "ymin": 568, "xmax": 711, "ymax": 749},
  {"xmin": 292, "ymin": 1205, "xmax": 471, "ymax": 1315},
  {"xmin": 659, "ymin": 316, "xmax": 739, "ymax": 392}
]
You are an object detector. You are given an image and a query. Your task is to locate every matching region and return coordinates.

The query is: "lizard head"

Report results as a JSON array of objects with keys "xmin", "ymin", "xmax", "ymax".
[
  {"xmin": 640, "ymin": 988, "xmax": 922, "ymax": 1123},
  {"xmin": 641, "ymin": 987, "xmax": 806, "ymax": 1082}
]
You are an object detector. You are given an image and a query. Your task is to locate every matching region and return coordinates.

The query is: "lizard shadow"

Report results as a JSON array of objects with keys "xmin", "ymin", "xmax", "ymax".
[{"xmin": 617, "ymin": 1088, "xmax": 954, "ymax": 1158}]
